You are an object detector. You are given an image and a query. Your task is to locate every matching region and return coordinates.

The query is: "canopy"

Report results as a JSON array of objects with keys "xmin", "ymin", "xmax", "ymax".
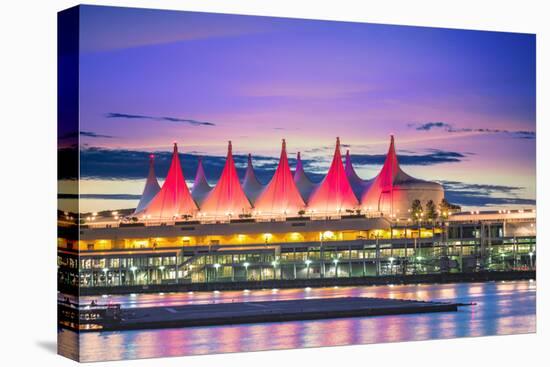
[
  {"xmin": 137, "ymin": 143, "xmax": 198, "ymax": 219},
  {"xmin": 133, "ymin": 154, "xmax": 161, "ymax": 214},
  {"xmin": 191, "ymin": 157, "xmax": 212, "ymax": 207},
  {"xmin": 293, "ymin": 151, "xmax": 316, "ymax": 201},
  {"xmin": 200, "ymin": 141, "xmax": 252, "ymax": 217},
  {"xmin": 361, "ymin": 135, "xmax": 444, "ymax": 215},
  {"xmin": 307, "ymin": 137, "xmax": 359, "ymax": 213},
  {"xmin": 254, "ymin": 139, "xmax": 306, "ymax": 215},
  {"xmin": 242, "ymin": 153, "xmax": 264, "ymax": 204}
]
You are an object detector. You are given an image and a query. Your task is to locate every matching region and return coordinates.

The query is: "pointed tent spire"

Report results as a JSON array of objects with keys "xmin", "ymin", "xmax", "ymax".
[
  {"xmin": 242, "ymin": 153, "xmax": 264, "ymax": 204},
  {"xmin": 361, "ymin": 134, "xmax": 432, "ymax": 214},
  {"xmin": 134, "ymin": 154, "xmax": 161, "ymax": 214},
  {"xmin": 307, "ymin": 137, "xmax": 359, "ymax": 213},
  {"xmin": 200, "ymin": 141, "xmax": 252, "ymax": 217},
  {"xmin": 293, "ymin": 151, "xmax": 316, "ymax": 201},
  {"xmin": 138, "ymin": 143, "xmax": 198, "ymax": 218},
  {"xmin": 254, "ymin": 139, "xmax": 305, "ymax": 215},
  {"xmin": 378, "ymin": 134, "xmax": 400, "ymax": 190},
  {"xmin": 191, "ymin": 157, "xmax": 212, "ymax": 206}
]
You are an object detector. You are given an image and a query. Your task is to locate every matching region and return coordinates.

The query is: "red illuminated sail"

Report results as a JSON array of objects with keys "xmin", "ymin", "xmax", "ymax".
[
  {"xmin": 138, "ymin": 143, "xmax": 198, "ymax": 219},
  {"xmin": 242, "ymin": 153, "xmax": 264, "ymax": 204},
  {"xmin": 254, "ymin": 139, "xmax": 306, "ymax": 215},
  {"xmin": 134, "ymin": 154, "xmax": 161, "ymax": 214},
  {"xmin": 293, "ymin": 151, "xmax": 316, "ymax": 201},
  {"xmin": 191, "ymin": 157, "xmax": 212, "ymax": 207},
  {"xmin": 307, "ymin": 137, "xmax": 359, "ymax": 213},
  {"xmin": 200, "ymin": 141, "xmax": 252, "ymax": 217}
]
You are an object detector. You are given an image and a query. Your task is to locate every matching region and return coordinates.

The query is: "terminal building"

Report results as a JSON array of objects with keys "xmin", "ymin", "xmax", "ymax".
[{"xmin": 57, "ymin": 136, "xmax": 536, "ymax": 291}]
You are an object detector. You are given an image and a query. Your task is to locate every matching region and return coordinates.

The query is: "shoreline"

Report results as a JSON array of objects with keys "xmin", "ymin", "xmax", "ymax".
[{"xmin": 63, "ymin": 270, "xmax": 535, "ymax": 296}]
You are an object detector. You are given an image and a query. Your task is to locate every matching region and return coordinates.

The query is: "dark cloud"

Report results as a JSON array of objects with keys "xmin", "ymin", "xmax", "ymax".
[
  {"xmin": 60, "ymin": 131, "xmax": 116, "ymax": 140},
  {"xmin": 80, "ymin": 147, "xmax": 281, "ymax": 183},
  {"xmin": 412, "ymin": 122, "xmax": 452, "ymax": 131},
  {"xmin": 59, "ymin": 131, "xmax": 78, "ymax": 140},
  {"xmin": 439, "ymin": 180, "xmax": 535, "ymax": 207},
  {"xmin": 79, "ymin": 146, "xmax": 471, "ymax": 183},
  {"xmin": 106, "ymin": 112, "xmax": 215, "ymax": 126},
  {"xmin": 444, "ymin": 191, "xmax": 536, "ymax": 207},
  {"xmin": 80, "ymin": 131, "xmax": 115, "ymax": 138},
  {"xmin": 350, "ymin": 149, "xmax": 467, "ymax": 166},
  {"xmin": 409, "ymin": 122, "xmax": 535, "ymax": 139},
  {"xmin": 76, "ymin": 148, "xmax": 535, "ymax": 208}
]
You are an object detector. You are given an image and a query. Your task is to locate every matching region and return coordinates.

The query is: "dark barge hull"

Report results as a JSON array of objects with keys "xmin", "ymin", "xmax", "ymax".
[{"xmin": 68, "ymin": 297, "xmax": 464, "ymax": 332}]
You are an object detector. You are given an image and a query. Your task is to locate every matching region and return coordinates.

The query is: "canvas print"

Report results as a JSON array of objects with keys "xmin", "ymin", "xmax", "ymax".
[{"xmin": 57, "ymin": 5, "xmax": 536, "ymax": 362}]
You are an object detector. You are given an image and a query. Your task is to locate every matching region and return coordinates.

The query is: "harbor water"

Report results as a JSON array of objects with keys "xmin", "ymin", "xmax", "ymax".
[{"xmin": 58, "ymin": 280, "xmax": 536, "ymax": 362}]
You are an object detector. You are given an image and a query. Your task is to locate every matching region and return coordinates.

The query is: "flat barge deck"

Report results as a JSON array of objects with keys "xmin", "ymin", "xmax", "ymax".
[{"xmin": 61, "ymin": 297, "xmax": 467, "ymax": 331}]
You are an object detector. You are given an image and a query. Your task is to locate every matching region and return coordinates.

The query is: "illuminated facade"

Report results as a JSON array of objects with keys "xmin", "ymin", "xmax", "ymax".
[{"xmin": 58, "ymin": 210, "xmax": 536, "ymax": 291}]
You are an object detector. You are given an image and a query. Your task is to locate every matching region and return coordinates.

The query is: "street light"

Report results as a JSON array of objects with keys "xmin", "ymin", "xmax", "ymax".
[
  {"xmin": 213, "ymin": 263, "xmax": 220, "ymax": 281},
  {"xmin": 271, "ymin": 260, "xmax": 278, "ymax": 280},
  {"xmin": 388, "ymin": 257, "xmax": 395, "ymax": 275},
  {"xmin": 529, "ymin": 252, "xmax": 534, "ymax": 269},
  {"xmin": 305, "ymin": 259, "xmax": 312, "ymax": 279},
  {"xmin": 333, "ymin": 258, "xmax": 339, "ymax": 277},
  {"xmin": 243, "ymin": 262, "xmax": 250, "ymax": 280},
  {"xmin": 130, "ymin": 266, "xmax": 138, "ymax": 285}
]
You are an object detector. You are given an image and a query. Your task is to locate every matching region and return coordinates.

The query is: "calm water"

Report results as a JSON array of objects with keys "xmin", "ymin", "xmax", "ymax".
[{"xmin": 58, "ymin": 280, "xmax": 536, "ymax": 362}]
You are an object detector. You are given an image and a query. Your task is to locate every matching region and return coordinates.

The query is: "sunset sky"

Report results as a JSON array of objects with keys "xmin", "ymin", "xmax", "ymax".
[{"xmin": 66, "ymin": 5, "xmax": 536, "ymax": 213}]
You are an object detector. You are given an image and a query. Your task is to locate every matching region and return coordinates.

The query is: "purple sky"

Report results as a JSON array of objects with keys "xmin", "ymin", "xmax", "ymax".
[{"xmin": 74, "ymin": 5, "xmax": 536, "ymax": 212}]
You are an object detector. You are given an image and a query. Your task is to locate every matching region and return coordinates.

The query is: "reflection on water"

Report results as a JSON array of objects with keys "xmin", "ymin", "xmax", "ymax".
[{"xmin": 58, "ymin": 280, "xmax": 536, "ymax": 362}]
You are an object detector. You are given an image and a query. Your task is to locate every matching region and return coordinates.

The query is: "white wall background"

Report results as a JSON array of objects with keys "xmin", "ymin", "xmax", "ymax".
[{"xmin": 0, "ymin": 0, "xmax": 547, "ymax": 366}]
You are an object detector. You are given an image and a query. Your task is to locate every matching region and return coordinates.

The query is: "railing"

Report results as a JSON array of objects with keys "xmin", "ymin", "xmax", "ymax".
[{"xmin": 82, "ymin": 212, "xmax": 391, "ymax": 229}]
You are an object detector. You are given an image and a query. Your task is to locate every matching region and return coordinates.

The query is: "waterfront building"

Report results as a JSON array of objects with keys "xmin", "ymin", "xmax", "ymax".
[
  {"xmin": 58, "ymin": 135, "xmax": 534, "ymax": 291},
  {"xmin": 57, "ymin": 209, "xmax": 535, "ymax": 290}
]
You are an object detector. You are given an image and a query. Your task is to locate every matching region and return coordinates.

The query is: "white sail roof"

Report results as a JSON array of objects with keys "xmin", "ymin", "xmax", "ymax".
[
  {"xmin": 293, "ymin": 151, "xmax": 316, "ymax": 202},
  {"xmin": 191, "ymin": 157, "xmax": 212, "ymax": 207},
  {"xmin": 134, "ymin": 154, "xmax": 161, "ymax": 214},
  {"xmin": 242, "ymin": 153, "xmax": 264, "ymax": 204}
]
